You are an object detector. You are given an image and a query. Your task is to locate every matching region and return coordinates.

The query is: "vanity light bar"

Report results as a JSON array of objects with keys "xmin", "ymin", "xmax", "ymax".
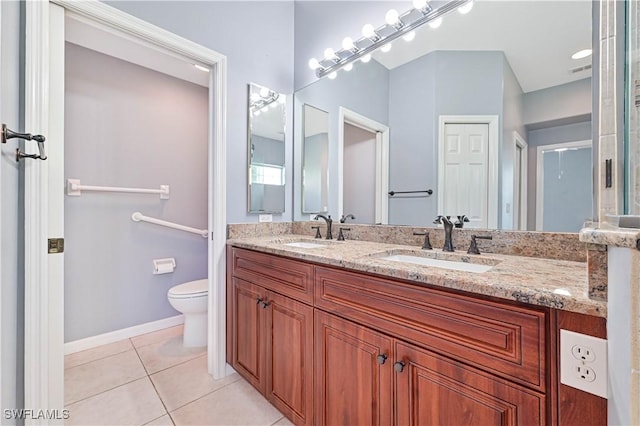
[{"xmin": 316, "ymin": 0, "xmax": 471, "ymax": 79}]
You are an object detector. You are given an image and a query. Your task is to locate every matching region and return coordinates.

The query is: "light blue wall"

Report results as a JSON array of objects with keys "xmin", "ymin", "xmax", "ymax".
[
  {"xmin": 64, "ymin": 44, "xmax": 210, "ymax": 341},
  {"xmin": 107, "ymin": 1, "xmax": 295, "ymax": 223},
  {"xmin": 293, "ymin": 59, "xmax": 389, "ymax": 220},
  {"xmin": 1, "ymin": 1, "xmax": 24, "ymax": 419},
  {"xmin": 523, "ymin": 78, "xmax": 591, "ymax": 127}
]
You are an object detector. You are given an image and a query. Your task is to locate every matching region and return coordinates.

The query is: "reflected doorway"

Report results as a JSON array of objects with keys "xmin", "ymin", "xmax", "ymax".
[
  {"xmin": 536, "ymin": 140, "xmax": 592, "ymax": 231},
  {"xmin": 338, "ymin": 107, "xmax": 389, "ymax": 224}
]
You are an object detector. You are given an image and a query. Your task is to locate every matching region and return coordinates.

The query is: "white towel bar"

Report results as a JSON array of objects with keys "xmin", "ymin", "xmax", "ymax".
[
  {"xmin": 131, "ymin": 212, "xmax": 208, "ymax": 238},
  {"xmin": 67, "ymin": 179, "xmax": 170, "ymax": 199}
]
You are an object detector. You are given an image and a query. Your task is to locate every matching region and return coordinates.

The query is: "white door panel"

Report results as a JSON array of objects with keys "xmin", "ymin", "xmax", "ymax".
[{"xmin": 441, "ymin": 123, "xmax": 489, "ymax": 228}]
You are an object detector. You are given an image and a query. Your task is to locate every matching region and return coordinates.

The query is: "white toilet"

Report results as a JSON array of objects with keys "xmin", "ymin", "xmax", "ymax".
[{"xmin": 167, "ymin": 279, "xmax": 208, "ymax": 347}]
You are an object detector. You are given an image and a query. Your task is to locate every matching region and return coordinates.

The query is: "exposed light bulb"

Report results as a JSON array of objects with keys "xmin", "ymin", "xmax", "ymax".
[
  {"xmin": 385, "ymin": 9, "xmax": 399, "ymax": 26},
  {"xmin": 403, "ymin": 31, "xmax": 416, "ymax": 42},
  {"xmin": 259, "ymin": 87, "xmax": 270, "ymax": 98},
  {"xmin": 458, "ymin": 1, "xmax": 473, "ymax": 14},
  {"xmin": 362, "ymin": 24, "xmax": 376, "ymax": 39},
  {"xmin": 344, "ymin": 63, "xmax": 354, "ymax": 72},
  {"xmin": 361, "ymin": 54, "xmax": 372, "ymax": 63},
  {"xmin": 250, "ymin": 93, "xmax": 260, "ymax": 102},
  {"xmin": 342, "ymin": 37, "xmax": 355, "ymax": 51},
  {"xmin": 328, "ymin": 71, "xmax": 338, "ymax": 80},
  {"xmin": 413, "ymin": 0, "xmax": 427, "ymax": 10},
  {"xmin": 380, "ymin": 43, "xmax": 392, "ymax": 53},
  {"xmin": 571, "ymin": 49, "xmax": 592, "ymax": 59},
  {"xmin": 308, "ymin": 58, "xmax": 320, "ymax": 70},
  {"xmin": 429, "ymin": 17, "xmax": 443, "ymax": 29},
  {"xmin": 324, "ymin": 48, "xmax": 337, "ymax": 61}
]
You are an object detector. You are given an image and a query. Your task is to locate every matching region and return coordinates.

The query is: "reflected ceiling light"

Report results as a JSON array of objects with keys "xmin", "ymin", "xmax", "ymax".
[
  {"xmin": 260, "ymin": 106, "xmax": 268, "ymax": 113},
  {"xmin": 310, "ymin": 0, "xmax": 471, "ymax": 80},
  {"xmin": 458, "ymin": 1, "xmax": 473, "ymax": 14},
  {"xmin": 259, "ymin": 87, "xmax": 270, "ymax": 98},
  {"xmin": 328, "ymin": 71, "xmax": 338, "ymax": 80},
  {"xmin": 254, "ymin": 110, "xmax": 261, "ymax": 116},
  {"xmin": 250, "ymin": 93, "xmax": 260, "ymax": 102},
  {"xmin": 308, "ymin": 58, "xmax": 321, "ymax": 70},
  {"xmin": 403, "ymin": 31, "xmax": 416, "ymax": 42},
  {"xmin": 571, "ymin": 49, "xmax": 592, "ymax": 60},
  {"xmin": 194, "ymin": 64, "xmax": 209, "ymax": 72},
  {"xmin": 278, "ymin": 95, "xmax": 286, "ymax": 104},
  {"xmin": 429, "ymin": 17, "xmax": 443, "ymax": 29}
]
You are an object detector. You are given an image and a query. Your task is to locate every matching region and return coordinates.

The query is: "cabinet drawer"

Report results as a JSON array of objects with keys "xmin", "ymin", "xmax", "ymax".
[
  {"xmin": 231, "ymin": 248, "xmax": 314, "ymax": 304},
  {"xmin": 315, "ymin": 266, "xmax": 546, "ymax": 391}
]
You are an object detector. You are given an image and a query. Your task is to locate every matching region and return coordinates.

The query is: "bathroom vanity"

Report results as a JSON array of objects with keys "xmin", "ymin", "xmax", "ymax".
[{"xmin": 226, "ymin": 236, "xmax": 607, "ymax": 426}]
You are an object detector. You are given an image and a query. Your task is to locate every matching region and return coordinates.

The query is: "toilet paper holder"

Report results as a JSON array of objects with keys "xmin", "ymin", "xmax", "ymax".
[{"xmin": 153, "ymin": 258, "xmax": 176, "ymax": 275}]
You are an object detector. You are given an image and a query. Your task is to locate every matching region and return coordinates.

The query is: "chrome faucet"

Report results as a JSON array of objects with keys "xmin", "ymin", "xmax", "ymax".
[
  {"xmin": 314, "ymin": 214, "xmax": 333, "ymax": 239},
  {"xmin": 434, "ymin": 215, "xmax": 455, "ymax": 252}
]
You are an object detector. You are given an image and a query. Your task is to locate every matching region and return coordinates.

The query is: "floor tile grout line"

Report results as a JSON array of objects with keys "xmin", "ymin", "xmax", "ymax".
[
  {"xmin": 131, "ymin": 339, "xmax": 152, "ymax": 377},
  {"xmin": 64, "ymin": 343, "xmax": 134, "ymax": 371},
  {"xmin": 65, "ymin": 374, "xmax": 149, "ymax": 408},
  {"xmin": 165, "ymin": 374, "xmax": 243, "ymax": 414},
  {"xmin": 129, "ymin": 326, "xmax": 184, "ymax": 351},
  {"xmin": 270, "ymin": 416, "xmax": 286, "ymax": 426},
  {"xmin": 64, "ymin": 345, "xmax": 137, "ymax": 372},
  {"xmin": 143, "ymin": 351, "xmax": 208, "ymax": 376}
]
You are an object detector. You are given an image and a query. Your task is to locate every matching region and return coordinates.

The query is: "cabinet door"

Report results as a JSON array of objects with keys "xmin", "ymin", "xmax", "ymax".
[
  {"xmin": 265, "ymin": 291, "xmax": 314, "ymax": 426},
  {"xmin": 395, "ymin": 341, "xmax": 545, "ymax": 426},
  {"xmin": 315, "ymin": 311, "xmax": 393, "ymax": 426},
  {"xmin": 230, "ymin": 278, "xmax": 266, "ymax": 393}
]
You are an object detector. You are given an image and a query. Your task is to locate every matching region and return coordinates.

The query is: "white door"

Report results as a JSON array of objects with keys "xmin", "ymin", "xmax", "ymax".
[
  {"xmin": 25, "ymin": 1, "xmax": 228, "ymax": 416},
  {"xmin": 440, "ymin": 123, "xmax": 490, "ymax": 228}
]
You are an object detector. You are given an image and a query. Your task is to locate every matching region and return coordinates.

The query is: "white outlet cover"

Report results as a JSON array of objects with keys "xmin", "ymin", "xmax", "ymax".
[
  {"xmin": 259, "ymin": 214, "xmax": 273, "ymax": 223},
  {"xmin": 560, "ymin": 329, "xmax": 608, "ymax": 398}
]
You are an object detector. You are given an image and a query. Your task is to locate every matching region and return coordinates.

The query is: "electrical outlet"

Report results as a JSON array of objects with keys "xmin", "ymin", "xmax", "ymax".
[
  {"xmin": 560, "ymin": 329, "xmax": 608, "ymax": 398},
  {"xmin": 258, "ymin": 214, "xmax": 272, "ymax": 223}
]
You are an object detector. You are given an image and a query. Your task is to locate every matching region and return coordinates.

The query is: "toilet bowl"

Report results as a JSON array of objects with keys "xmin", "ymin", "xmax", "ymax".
[{"xmin": 168, "ymin": 279, "xmax": 208, "ymax": 347}]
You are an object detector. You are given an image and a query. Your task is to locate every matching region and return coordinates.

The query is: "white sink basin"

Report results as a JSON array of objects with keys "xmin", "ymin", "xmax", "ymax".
[
  {"xmin": 381, "ymin": 254, "xmax": 493, "ymax": 273},
  {"xmin": 283, "ymin": 241, "xmax": 326, "ymax": 249}
]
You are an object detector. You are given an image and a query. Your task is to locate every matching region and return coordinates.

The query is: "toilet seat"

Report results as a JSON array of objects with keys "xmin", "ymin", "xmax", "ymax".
[{"xmin": 168, "ymin": 279, "xmax": 208, "ymax": 299}]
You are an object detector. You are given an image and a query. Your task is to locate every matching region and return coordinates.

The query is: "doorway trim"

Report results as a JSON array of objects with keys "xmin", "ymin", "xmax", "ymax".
[
  {"xmin": 25, "ymin": 0, "xmax": 227, "ymax": 415},
  {"xmin": 535, "ymin": 140, "xmax": 591, "ymax": 231},
  {"xmin": 437, "ymin": 115, "xmax": 499, "ymax": 229},
  {"xmin": 338, "ymin": 107, "xmax": 389, "ymax": 224},
  {"xmin": 513, "ymin": 131, "xmax": 528, "ymax": 230}
]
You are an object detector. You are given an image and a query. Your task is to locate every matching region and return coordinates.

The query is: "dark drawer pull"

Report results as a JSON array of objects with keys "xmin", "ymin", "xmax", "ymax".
[{"xmin": 394, "ymin": 361, "xmax": 406, "ymax": 373}]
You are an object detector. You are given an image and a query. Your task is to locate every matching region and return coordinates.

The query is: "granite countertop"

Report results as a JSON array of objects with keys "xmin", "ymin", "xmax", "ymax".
[
  {"xmin": 580, "ymin": 222, "xmax": 640, "ymax": 250},
  {"xmin": 228, "ymin": 235, "xmax": 606, "ymax": 318}
]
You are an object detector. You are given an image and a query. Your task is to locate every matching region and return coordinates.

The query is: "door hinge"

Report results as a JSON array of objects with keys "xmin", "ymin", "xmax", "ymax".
[{"xmin": 48, "ymin": 238, "xmax": 64, "ymax": 254}]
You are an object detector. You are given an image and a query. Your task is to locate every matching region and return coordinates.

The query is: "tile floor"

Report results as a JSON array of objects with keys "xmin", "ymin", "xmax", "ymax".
[{"xmin": 64, "ymin": 325, "xmax": 292, "ymax": 426}]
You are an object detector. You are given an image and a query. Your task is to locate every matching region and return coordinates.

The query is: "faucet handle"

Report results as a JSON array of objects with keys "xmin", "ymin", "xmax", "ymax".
[
  {"xmin": 340, "ymin": 214, "xmax": 356, "ymax": 223},
  {"xmin": 455, "ymin": 215, "xmax": 470, "ymax": 228},
  {"xmin": 467, "ymin": 235, "xmax": 492, "ymax": 255},
  {"xmin": 337, "ymin": 227, "xmax": 351, "ymax": 241},
  {"xmin": 413, "ymin": 231, "xmax": 432, "ymax": 250},
  {"xmin": 311, "ymin": 226, "xmax": 322, "ymax": 239}
]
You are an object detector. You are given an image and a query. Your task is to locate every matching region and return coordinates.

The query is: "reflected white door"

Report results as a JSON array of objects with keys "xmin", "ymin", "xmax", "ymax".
[{"xmin": 441, "ymin": 123, "xmax": 489, "ymax": 228}]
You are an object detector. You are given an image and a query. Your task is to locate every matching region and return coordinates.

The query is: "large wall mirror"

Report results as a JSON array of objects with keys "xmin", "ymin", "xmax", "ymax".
[
  {"xmin": 293, "ymin": 1, "xmax": 593, "ymax": 232},
  {"xmin": 248, "ymin": 83, "xmax": 286, "ymax": 214}
]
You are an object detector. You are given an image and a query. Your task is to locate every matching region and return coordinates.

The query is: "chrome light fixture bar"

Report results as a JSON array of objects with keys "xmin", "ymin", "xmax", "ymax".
[{"xmin": 315, "ymin": 0, "xmax": 471, "ymax": 79}]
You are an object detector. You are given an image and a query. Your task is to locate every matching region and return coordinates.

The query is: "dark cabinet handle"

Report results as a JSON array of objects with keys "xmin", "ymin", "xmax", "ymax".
[
  {"xmin": 376, "ymin": 354, "xmax": 388, "ymax": 365},
  {"xmin": 256, "ymin": 297, "xmax": 263, "ymax": 305},
  {"xmin": 394, "ymin": 361, "xmax": 406, "ymax": 373},
  {"xmin": 260, "ymin": 301, "xmax": 270, "ymax": 309}
]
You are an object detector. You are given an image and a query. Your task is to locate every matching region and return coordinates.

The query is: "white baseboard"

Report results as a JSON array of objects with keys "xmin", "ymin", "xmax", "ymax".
[{"xmin": 64, "ymin": 315, "xmax": 185, "ymax": 355}]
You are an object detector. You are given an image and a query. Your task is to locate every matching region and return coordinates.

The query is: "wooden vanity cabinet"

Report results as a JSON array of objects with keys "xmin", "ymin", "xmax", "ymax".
[{"xmin": 227, "ymin": 248, "xmax": 314, "ymax": 426}]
